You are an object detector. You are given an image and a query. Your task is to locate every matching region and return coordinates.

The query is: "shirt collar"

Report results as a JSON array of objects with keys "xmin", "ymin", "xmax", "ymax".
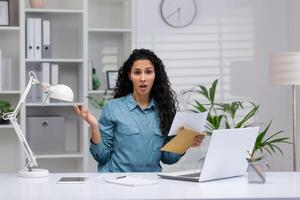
[{"xmin": 126, "ymin": 94, "xmax": 156, "ymax": 111}]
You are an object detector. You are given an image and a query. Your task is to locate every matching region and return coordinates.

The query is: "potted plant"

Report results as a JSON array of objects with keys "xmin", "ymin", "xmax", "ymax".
[
  {"xmin": 0, "ymin": 100, "xmax": 13, "ymax": 124},
  {"xmin": 184, "ymin": 79, "xmax": 291, "ymax": 160},
  {"xmin": 87, "ymin": 91, "xmax": 112, "ymax": 110}
]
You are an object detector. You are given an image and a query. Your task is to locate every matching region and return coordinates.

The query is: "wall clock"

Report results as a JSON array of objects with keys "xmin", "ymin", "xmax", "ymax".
[{"xmin": 160, "ymin": 0, "xmax": 197, "ymax": 28}]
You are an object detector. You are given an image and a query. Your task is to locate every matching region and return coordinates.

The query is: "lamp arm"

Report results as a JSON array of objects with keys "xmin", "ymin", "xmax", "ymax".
[
  {"xmin": 10, "ymin": 117, "xmax": 38, "ymax": 169},
  {"xmin": 2, "ymin": 74, "xmax": 39, "ymax": 170},
  {"xmin": 10, "ymin": 76, "xmax": 37, "ymax": 119}
]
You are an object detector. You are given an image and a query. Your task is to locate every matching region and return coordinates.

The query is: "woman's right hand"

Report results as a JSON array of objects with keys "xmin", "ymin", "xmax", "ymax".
[{"xmin": 74, "ymin": 105, "xmax": 98, "ymax": 129}]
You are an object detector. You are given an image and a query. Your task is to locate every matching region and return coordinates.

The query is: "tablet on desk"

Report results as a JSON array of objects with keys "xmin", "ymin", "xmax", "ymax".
[{"xmin": 57, "ymin": 177, "xmax": 87, "ymax": 184}]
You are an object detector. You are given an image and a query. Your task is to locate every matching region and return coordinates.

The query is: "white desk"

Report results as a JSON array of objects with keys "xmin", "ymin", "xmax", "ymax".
[{"xmin": 0, "ymin": 172, "xmax": 299, "ymax": 200}]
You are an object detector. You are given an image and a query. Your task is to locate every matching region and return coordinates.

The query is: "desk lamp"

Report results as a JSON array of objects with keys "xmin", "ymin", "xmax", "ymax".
[
  {"xmin": 2, "ymin": 71, "xmax": 74, "ymax": 177},
  {"xmin": 270, "ymin": 52, "xmax": 300, "ymax": 171}
]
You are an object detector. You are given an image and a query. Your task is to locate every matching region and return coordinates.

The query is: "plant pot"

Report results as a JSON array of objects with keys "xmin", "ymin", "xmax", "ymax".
[{"xmin": 29, "ymin": 0, "xmax": 46, "ymax": 8}]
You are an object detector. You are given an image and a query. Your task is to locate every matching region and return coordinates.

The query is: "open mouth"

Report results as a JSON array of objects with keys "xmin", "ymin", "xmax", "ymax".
[{"xmin": 140, "ymin": 85, "xmax": 147, "ymax": 89}]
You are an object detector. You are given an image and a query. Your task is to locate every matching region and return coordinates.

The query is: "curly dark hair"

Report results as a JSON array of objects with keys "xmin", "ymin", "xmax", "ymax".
[{"xmin": 114, "ymin": 49, "xmax": 178, "ymax": 135}]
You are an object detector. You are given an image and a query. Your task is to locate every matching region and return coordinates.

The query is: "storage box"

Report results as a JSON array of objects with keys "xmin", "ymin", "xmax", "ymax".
[{"xmin": 26, "ymin": 116, "xmax": 65, "ymax": 155}]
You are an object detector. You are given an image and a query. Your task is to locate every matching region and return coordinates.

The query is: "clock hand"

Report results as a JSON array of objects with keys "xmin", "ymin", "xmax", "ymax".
[{"xmin": 166, "ymin": 7, "xmax": 180, "ymax": 19}]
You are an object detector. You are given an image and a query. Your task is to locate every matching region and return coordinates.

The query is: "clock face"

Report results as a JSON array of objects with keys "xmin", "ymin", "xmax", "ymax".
[{"xmin": 160, "ymin": 0, "xmax": 197, "ymax": 28}]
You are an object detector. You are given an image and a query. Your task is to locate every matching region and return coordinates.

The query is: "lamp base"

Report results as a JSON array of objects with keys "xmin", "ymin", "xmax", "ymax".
[{"xmin": 18, "ymin": 168, "xmax": 49, "ymax": 178}]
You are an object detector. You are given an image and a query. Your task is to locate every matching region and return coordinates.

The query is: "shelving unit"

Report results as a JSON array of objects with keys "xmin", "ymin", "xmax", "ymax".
[
  {"xmin": 0, "ymin": 0, "xmax": 22, "ymax": 173},
  {"xmin": 0, "ymin": 0, "xmax": 134, "ymax": 173}
]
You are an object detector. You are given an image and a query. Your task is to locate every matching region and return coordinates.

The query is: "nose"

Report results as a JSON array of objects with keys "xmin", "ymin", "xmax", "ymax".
[{"xmin": 140, "ymin": 72, "xmax": 146, "ymax": 81}]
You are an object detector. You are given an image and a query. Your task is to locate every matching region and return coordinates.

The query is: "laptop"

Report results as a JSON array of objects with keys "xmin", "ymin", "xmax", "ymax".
[{"xmin": 158, "ymin": 127, "xmax": 259, "ymax": 182}]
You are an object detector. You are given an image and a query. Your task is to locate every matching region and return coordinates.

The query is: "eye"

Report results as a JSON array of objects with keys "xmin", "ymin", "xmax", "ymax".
[
  {"xmin": 133, "ymin": 70, "xmax": 141, "ymax": 75},
  {"xmin": 146, "ymin": 70, "xmax": 154, "ymax": 74}
]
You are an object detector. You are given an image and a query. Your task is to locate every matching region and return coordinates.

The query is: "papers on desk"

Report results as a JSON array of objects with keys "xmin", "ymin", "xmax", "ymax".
[
  {"xmin": 105, "ymin": 176, "xmax": 158, "ymax": 187},
  {"xmin": 168, "ymin": 111, "xmax": 208, "ymax": 136}
]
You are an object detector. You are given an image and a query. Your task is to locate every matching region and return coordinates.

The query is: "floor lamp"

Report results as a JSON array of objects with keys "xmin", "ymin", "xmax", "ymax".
[{"xmin": 270, "ymin": 52, "xmax": 300, "ymax": 171}]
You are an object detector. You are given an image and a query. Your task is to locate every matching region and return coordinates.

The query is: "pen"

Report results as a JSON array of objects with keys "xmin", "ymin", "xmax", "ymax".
[
  {"xmin": 247, "ymin": 150, "xmax": 265, "ymax": 182},
  {"xmin": 116, "ymin": 175, "xmax": 126, "ymax": 179}
]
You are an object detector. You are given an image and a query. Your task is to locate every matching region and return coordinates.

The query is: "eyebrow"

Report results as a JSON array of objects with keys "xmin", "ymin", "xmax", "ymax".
[{"xmin": 132, "ymin": 67, "xmax": 154, "ymax": 70}]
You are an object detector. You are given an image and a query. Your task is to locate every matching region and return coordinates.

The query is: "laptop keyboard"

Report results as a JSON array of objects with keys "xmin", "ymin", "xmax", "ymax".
[{"xmin": 179, "ymin": 172, "xmax": 201, "ymax": 178}]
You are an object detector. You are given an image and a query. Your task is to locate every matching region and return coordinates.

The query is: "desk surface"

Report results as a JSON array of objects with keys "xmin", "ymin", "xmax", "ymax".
[{"xmin": 0, "ymin": 172, "xmax": 299, "ymax": 200}]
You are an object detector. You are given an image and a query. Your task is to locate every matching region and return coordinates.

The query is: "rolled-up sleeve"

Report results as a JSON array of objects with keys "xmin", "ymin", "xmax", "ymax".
[
  {"xmin": 161, "ymin": 152, "xmax": 183, "ymax": 164},
  {"xmin": 89, "ymin": 104, "xmax": 115, "ymax": 166},
  {"xmin": 160, "ymin": 136, "xmax": 184, "ymax": 164}
]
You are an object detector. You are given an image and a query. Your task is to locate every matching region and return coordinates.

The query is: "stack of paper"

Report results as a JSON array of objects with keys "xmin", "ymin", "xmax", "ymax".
[{"xmin": 105, "ymin": 176, "xmax": 158, "ymax": 187}]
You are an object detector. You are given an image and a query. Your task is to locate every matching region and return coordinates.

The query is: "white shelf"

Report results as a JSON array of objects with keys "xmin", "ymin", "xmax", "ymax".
[
  {"xmin": 0, "ymin": 125, "xmax": 14, "ymax": 129},
  {"xmin": 88, "ymin": 28, "xmax": 132, "ymax": 33},
  {"xmin": 0, "ymin": 0, "xmax": 133, "ymax": 173},
  {"xmin": 0, "ymin": 90, "xmax": 20, "ymax": 94},
  {"xmin": 25, "ymin": 58, "xmax": 84, "ymax": 63},
  {"xmin": 36, "ymin": 153, "xmax": 84, "ymax": 159},
  {"xmin": 25, "ymin": 8, "xmax": 84, "ymax": 14},
  {"xmin": 0, "ymin": 27, "xmax": 20, "ymax": 31},
  {"xmin": 26, "ymin": 102, "xmax": 83, "ymax": 107}
]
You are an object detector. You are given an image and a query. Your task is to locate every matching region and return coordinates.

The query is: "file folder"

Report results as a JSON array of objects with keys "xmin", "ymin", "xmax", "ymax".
[
  {"xmin": 51, "ymin": 63, "xmax": 59, "ymax": 86},
  {"xmin": 0, "ymin": 49, "xmax": 2, "ymax": 90},
  {"xmin": 161, "ymin": 127, "xmax": 206, "ymax": 154},
  {"xmin": 34, "ymin": 18, "xmax": 42, "ymax": 59},
  {"xmin": 41, "ymin": 63, "xmax": 50, "ymax": 103},
  {"xmin": 26, "ymin": 18, "xmax": 35, "ymax": 59},
  {"xmin": 42, "ymin": 20, "xmax": 51, "ymax": 58}
]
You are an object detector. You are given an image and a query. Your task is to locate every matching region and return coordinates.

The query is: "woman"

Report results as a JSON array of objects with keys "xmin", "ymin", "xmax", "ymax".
[{"xmin": 74, "ymin": 49, "xmax": 204, "ymax": 172}]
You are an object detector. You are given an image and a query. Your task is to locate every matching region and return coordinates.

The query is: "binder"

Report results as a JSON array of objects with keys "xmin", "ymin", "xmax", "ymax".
[
  {"xmin": 51, "ymin": 63, "xmax": 59, "ymax": 86},
  {"xmin": 26, "ymin": 65, "xmax": 41, "ymax": 103},
  {"xmin": 26, "ymin": 18, "xmax": 35, "ymax": 59},
  {"xmin": 42, "ymin": 20, "xmax": 51, "ymax": 58},
  {"xmin": 0, "ymin": 49, "xmax": 2, "ymax": 90},
  {"xmin": 34, "ymin": 18, "xmax": 42, "ymax": 59},
  {"xmin": 41, "ymin": 63, "xmax": 50, "ymax": 103}
]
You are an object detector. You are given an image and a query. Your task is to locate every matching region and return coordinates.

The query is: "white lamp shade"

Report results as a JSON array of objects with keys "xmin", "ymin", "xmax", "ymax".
[
  {"xmin": 270, "ymin": 52, "xmax": 300, "ymax": 85},
  {"xmin": 49, "ymin": 84, "xmax": 74, "ymax": 102}
]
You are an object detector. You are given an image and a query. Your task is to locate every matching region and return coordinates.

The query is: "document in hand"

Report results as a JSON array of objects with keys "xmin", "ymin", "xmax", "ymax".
[
  {"xmin": 161, "ymin": 127, "xmax": 207, "ymax": 154},
  {"xmin": 161, "ymin": 111, "xmax": 208, "ymax": 154},
  {"xmin": 105, "ymin": 176, "xmax": 158, "ymax": 187},
  {"xmin": 168, "ymin": 111, "xmax": 208, "ymax": 136}
]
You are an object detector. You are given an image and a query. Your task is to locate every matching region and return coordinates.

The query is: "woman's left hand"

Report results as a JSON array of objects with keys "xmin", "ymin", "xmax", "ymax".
[{"xmin": 191, "ymin": 132, "xmax": 206, "ymax": 147}]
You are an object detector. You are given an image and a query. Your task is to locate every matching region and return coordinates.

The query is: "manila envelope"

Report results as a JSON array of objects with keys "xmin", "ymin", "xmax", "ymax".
[{"xmin": 161, "ymin": 127, "xmax": 206, "ymax": 154}]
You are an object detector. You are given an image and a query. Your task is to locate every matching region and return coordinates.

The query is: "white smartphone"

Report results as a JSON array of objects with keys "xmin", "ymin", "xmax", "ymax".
[{"xmin": 57, "ymin": 177, "xmax": 87, "ymax": 184}]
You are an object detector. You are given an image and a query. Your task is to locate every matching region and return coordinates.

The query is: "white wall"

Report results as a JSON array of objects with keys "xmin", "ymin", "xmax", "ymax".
[{"xmin": 134, "ymin": 0, "xmax": 294, "ymax": 171}]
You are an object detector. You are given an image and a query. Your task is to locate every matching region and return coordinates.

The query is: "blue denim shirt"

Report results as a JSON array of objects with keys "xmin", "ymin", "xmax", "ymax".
[{"xmin": 90, "ymin": 94, "xmax": 182, "ymax": 172}]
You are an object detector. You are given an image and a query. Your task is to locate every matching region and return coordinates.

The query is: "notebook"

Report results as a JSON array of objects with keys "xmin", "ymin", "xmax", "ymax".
[
  {"xmin": 158, "ymin": 127, "xmax": 259, "ymax": 182},
  {"xmin": 105, "ymin": 176, "xmax": 158, "ymax": 187}
]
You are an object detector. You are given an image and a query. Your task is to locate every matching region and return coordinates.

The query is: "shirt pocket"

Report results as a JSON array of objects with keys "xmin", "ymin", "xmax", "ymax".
[
  {"xmin": 116, "ymin": 124, "xmax": 141, "ymax": 150},
  {"xmin": 152, "ymin": 127, "xmax": 165, "ymax": 151}
]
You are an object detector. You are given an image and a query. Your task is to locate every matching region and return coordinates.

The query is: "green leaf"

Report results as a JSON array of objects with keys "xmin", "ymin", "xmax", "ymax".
[
  {"xmin": 209, "ymin": 79, "xmax": 218, "ymax": 104},
  {"xmin": 191, "ymin": 99, "xmax": 207, "ymax": 112},
  {"xmin": 236, "ymin": 105, "xmax": 259, "ymax": 128},
  {"xmin": 199, "ymin": 85, "xmax": 209, "ymax": 100}
]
